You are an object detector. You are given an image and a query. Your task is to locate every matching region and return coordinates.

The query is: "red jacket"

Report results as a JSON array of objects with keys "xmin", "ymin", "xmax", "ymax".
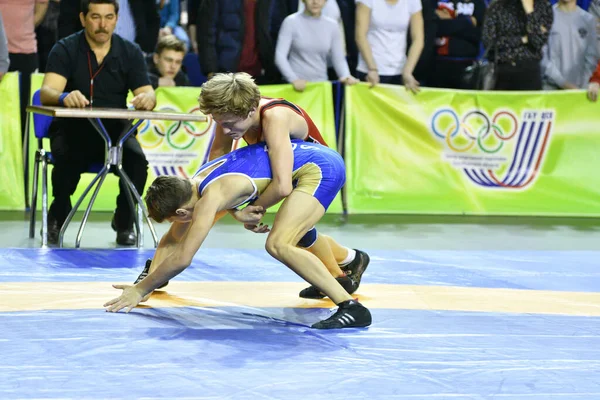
[{"xmin": 590, "ymin": 62, "xmax": 600, "ymax": 84}]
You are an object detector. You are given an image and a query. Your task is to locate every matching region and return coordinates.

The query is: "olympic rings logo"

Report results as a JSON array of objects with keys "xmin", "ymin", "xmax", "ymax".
[
  {"xmin": 430, "ymin": 109, "xmax": 519, "ymax": 154},
  {"xmin": 138, "ymin": 105, "xmax": 213, "ymax": 150}
]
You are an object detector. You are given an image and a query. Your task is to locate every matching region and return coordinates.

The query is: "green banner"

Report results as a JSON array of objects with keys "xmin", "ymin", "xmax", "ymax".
[
  {"xmin": 0, "ymin": 73, "xmax": 25, "ymax": 210},
  {"xmin": 345, "ymin": 83, "xmax": 600, "ymax": 215},
  {"xmin": 27, "ymin": 77, "xmax": 341, "ymax": 214}
]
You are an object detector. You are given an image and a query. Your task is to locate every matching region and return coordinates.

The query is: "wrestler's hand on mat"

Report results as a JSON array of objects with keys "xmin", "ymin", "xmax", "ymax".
[
  {"xmin": 104, "ymin": 284, "xmax": 144, "ymax": 313},
  {"xmin": 403, "ymin": 73, "xmax": 420, "ymax": 94},
  {"xmin": 63, "ymin": 90, "xmax": 90, "ymax": 108},
  {"xmin": 244, "ymin": 223, "xmax": 270, "ymax": 234},
  {"xmin": 232, "ymin": 205, "xmax": 265, "ymax": 224},
  {"xmin": 131, "ymin": 92, "xmax": 155, "ymax": 111}
]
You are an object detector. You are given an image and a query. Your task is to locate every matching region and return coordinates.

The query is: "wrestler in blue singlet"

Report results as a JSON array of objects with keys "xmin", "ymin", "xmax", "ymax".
[{"xmin": 193, "ymin": 139, "xmax": 345, "ymax": 211}]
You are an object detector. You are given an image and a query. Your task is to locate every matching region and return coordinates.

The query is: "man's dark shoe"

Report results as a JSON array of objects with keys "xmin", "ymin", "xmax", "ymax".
[
  {"xmin": 112, "ymin": 216, "xmax": 136, "ymax": 246},
  {"xmin": 116, "ymin": 229, "xmax": 136, "ymax": 246},
  {"xmin": 299, "ymin": 275, "xmax": 357, "ymax": 299},
  {"xmin": 41, "ymin": 217, "xmax": 60, "ymax": 245},
  {"xmin": 341, "ymin": 249, "xmax": 370, "ymax": 288},
  {"xmin": 134, "ymin": 259, "xmax": 168, "ymax": 289},
  {"xmin": 311, "ymin": 299, "xmax": 372, "ymax": 329}
]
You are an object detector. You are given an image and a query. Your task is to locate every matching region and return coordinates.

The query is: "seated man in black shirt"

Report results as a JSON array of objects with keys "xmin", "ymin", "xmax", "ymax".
[
  {"xmin": 147, "ymin": 34, "xmax": 190, "ymax": 88},
  {"xmin": 40, "ymin": 0, "xmax": 156, "ymax": 246}
]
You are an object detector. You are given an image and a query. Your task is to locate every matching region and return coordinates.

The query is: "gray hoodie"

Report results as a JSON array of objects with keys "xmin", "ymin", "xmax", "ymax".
[{"xmin": 542, "ymin": 5, "xmax": 598, "ymax": 89}]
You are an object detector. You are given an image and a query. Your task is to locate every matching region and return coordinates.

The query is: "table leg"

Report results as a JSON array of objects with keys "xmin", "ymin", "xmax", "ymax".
[
  {"xmin": 29, "ymin": 150, "xmax": 40, "ymax": 239},
  {"xmin": 75, "ymin": 167, "xmax": 110, "ymax": 248},
  {"xmin": 115, "ymin": 164, "xmax": 142, "ymax": 247},
  {"xmin": 115, "ymin": 164, "xmax": 158, "ymax": 248},
  {"xmin": 41, "ymin": 152, "xmax": 49, "ymax": 248},
  {"xmin": 116, "ymin": 119, "xmax": 158, "ymax": 248},
  {"xmin": 58, "ymin": 164, "xmax": 110, "ymax": 248},
  {"xmin": 94, "ymin": 118, "xmax": 158, "ymax": 248}
]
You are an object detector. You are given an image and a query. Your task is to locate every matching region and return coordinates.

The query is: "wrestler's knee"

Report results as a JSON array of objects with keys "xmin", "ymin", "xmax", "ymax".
[{"xmin": 265, "ymin": 232, "xmax": 293, "ymax": 261}]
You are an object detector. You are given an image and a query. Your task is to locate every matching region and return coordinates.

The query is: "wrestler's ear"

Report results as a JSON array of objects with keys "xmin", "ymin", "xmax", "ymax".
[{"xmin": 248, "ymin": 107, "xmax": 257, "ymax": 118}]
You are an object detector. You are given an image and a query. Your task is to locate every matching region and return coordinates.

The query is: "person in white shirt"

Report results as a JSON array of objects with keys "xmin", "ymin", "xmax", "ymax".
[
  {"xmin": 276, "ymin": 0, "xmax": 358, "ymax": 92},
  {"xmin": 355, "ymin": 0, "xmax": 424, "ymax": 91}
]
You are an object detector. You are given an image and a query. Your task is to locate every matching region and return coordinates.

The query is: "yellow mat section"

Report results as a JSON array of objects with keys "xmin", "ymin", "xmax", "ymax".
[{"xmin": 1, "ymin": 281, "xmax": 599, "ymax": 316}]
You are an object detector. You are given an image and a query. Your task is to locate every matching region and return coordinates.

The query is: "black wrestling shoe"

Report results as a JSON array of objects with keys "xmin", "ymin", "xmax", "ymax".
[
  {"xmin": 311, "ymin": 299, "xmax": 372, "ymax": 329},
  {"xmin": 134, "ymin": 259, "xmax": 168, "ymax": 289},
  {"xmin": 341, "ymin": 249, "xmax": 370, "ymax": 288},
  {"xmin": 299, "ymin": 275, "xmax": 357, "ymax": 299}
]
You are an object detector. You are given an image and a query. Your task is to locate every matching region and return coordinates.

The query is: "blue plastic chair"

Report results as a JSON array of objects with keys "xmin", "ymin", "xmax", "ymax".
[{"xmin": 28, "ymin": 90, "xmax": 102, "ymax": 246}]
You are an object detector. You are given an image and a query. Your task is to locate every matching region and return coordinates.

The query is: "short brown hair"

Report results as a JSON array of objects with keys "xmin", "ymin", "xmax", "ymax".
[
  {"xmin": 144, "ymin": 176, "xmax": 193, "ymax": 223},
  {"xmin": 155, "ymin": 34, "xmax": 186, "ymax": 55},
  {"xmin": 198, "ymin": 72, "xmax": 261, "ymax": 118}
]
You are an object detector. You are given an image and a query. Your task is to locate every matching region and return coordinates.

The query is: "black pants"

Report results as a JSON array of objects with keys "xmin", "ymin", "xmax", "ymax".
[
  {"xmin": 49, "ymin": 121, "xmax": 149, "ymax": 230},
  {"xmin": 429, "ymin": 59, "xmax": 475, "ymax": 90},
  {"xmin": 357, "ymin": 71, "xmax": 403, "ymax": 85},
  {"xmin": 8, "ymin": 53, "xmax": 38, "ymax": 139},
  {"xmin": 494, "ymin": 60, "xmax": 542, "ymax": 91}
]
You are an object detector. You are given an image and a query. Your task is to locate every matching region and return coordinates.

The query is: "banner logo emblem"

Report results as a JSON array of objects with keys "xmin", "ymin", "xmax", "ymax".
[
  {"xmin": 430, "ymin": 108, "xmax": 554, "ymax": 189},
  {"xmin": 137, "ymin": 105, "xmax": 215, "ymax": 178}
]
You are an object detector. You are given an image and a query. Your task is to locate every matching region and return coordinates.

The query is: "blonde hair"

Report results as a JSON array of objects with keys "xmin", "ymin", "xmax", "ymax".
[
  {"xmin": 155, "ymin": 34, "xmax": 186, "ymax": 55},
  {"xmin": 198, "ymin": 72, "xmax": 261, "ymax": 117}
]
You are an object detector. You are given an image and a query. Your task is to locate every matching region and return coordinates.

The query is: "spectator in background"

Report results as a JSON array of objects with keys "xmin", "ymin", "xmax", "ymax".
[
  {"xmin": 157, "ymin": 0, "xmax": 190, "ymax": 52},
  {"xmin": 276, "ymin": 0, "xmax": 358, "ymax": 92},
  {"xmin": 542, "ymin": 0, "xmax": 597, "ymax": 90},
  {"xmin": 337, "ymin": 0, "xmax": 360, "ymax": 76},
  {"xmin": 429, "ymin": 0, "xmax": 486, "ymax": 89},
  {"xmin": 36, "ymin": 0, "xmax": 60, "ymax": 72},
  {"xmin": 197, "ymin": 0, "xmax": 282, "ymax": 84},
  {"xmin": 411, "ymin": 0, "xmax": 438, "ymax": 86},
  {"xmin": 186, "ymin": 0, "xmax": 200, "ymax": 54},
  {"xmin": 355, "ymin": 0, "xmax": 424, "ymax": 92},
  {"xmin": 0, "ymin": 0, "xmax": 48, "ymax": 137},
  {"xmin": 298, "ymin": 0, "xmax": 349, "ymax": 80},
  {"xmin": 148, "ymin": 34, "xmax": 190, "ymax": 88},
  {"xmin": 588, "ymin": 0, "xmax": 600, "ymax": 54},
  {"xmin": 299, "ymin": 0, "xmax": 347, "ymax": 53},
  {"xmin": 58, "ymin": 0, "xmax": 160, "ymax": 55},
  {"xmin": 482, "ymin": 0, "xmax": 553, "ymax": 91},
  {"xmin": 587, "ymin": 58, "xmax": 600, "ymax": 100},
  {"xmin": 0, "ymin": 10, "xmax": 8, "ymax": 83}
]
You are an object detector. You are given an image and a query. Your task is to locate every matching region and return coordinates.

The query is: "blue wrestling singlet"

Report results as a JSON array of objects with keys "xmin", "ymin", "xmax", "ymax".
[{"xmin": 193, "ymin": 140, "xmax": 345, "ymax": 210}]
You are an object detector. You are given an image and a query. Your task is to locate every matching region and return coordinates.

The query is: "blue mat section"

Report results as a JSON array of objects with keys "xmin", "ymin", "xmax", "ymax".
[
  {"xmin": 2, "ymin": 308, "xmax": 599, "ymax": 399},
  {"xmin": 1, "ymin": 248, "xmax": 599, "ymax": 291}
]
